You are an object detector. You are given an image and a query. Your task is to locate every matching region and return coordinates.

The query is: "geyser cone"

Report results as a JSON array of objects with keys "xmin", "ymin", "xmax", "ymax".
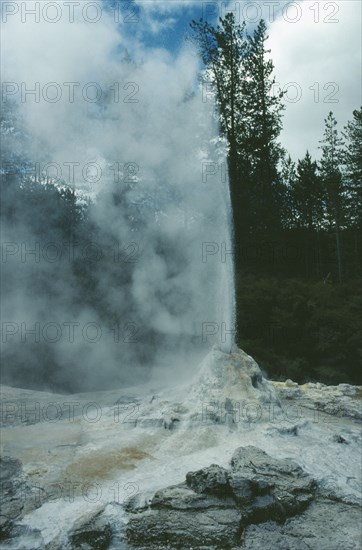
[{"xmin": 184, "ymin": 345, "xmax": 281, "ymax": 419}]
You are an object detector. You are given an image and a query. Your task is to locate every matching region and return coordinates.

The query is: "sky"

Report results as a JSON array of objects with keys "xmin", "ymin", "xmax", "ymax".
[
  {"xmin": 1, "ymin": 0, "xmax": 361, "ymax": 160},
  {"xmin": 107, "ymin": 0, "xmax": 361, "ymax": 161}
]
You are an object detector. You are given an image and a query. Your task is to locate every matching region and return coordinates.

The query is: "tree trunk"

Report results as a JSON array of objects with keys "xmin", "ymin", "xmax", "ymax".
[{"xmin": 335, "ymin": 223, "xmax": 342, "ymax": 283}]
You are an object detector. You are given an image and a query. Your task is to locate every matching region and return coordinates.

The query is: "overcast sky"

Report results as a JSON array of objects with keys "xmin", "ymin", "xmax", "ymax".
[
  {"xmin": 267, "ymin": 0, "xmax": 361, "ymax": 160},
  {"xmin": 2, "ymin": 0, "xmax": 361, "ymax": 162},
  {"xmin": 130, "ymin": 0, "xmax": 362, "ymax": 161}
]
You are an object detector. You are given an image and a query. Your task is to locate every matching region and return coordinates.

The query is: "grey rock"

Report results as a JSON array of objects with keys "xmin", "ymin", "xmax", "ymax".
[
  {"xmin": 0, "ymin": 457, "xmax": 44, "ymax": 546},
  {"xmin": 332, "ymin": 433, "xmax": 349, "ymax": 444},
  {"xmin": 0, "ymin": 524, "xmax": 45, "ymax": 549},
  {"xmin": 0, "ymin": 457, "xmax": 36, "ymax": 527},
  {"xmin": 123, "ymin": 491, "xmax": 154, "ymax": 514},
  {"xmin": 230, "ymin": 446, "xmax": 316, "ymax": 502},
  {"xmin": 151, "ymin": 482, "xmax": 236, "ymax": 511},
  {"xmin": 69, "ymin": 511, "xmax": 113, "ymax": 550},
  {"xmin": 266, "ymin": 423, "xmax": 300, "ymax": 436},
  {"xmin": 62, "ymin": 503, "xmax": 135, "ymax": 550},
  {"xmin": 241, "ymin": 499, "xmax": 362, "ymax": 549},
  {"xmin": 163, "ymin": 416, "xmax": 180, "ymax": 430},
  {"xmin": 272, "ymin": 381, "xmax": 362, "ymax": 420},
  {"xmin": 126, "ymin": 446, "xmax": 318, "ymax": 548},
  {"xmin": 185, "ymin": 464, "xmax": 230, "ymax": 496},
  {"xmin": 127, "ymin": 508, "xmax": 241, "ymax": 548},
  {"xmin": 231, "ymin": 447, "xmax": 316, "ymax": 522},
  {"xmin": 227, "ymin": 474, "xmax": 265, "ymax": 504}
]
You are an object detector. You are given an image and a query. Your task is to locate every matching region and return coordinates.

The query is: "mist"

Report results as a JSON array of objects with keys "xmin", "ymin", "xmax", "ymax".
[{"xmin": 1, "ymin": 1, "xmax": 234, "ymax": 392}]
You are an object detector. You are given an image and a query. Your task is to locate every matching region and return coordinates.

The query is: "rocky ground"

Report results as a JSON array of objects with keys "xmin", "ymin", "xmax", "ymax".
[
  {"xmin": 272, "ymin": 379, "xmax": 362, "ymax": 420},
  {"xmin": 1, "ymin": 347, "xmax": 361, "ymax": 549},
  {"xmin": 125, "ymin": 446, "xmax": 361, "ymax": 550}
]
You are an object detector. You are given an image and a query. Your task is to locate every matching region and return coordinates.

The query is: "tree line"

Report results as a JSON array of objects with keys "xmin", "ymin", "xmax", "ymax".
[
  {"xmin": 190, "ymin": 14, "xmax": 361, "ymax": 282},
  {"xmin": 190, "ymin": 13, "xmax": 361, "ymax": 383}
]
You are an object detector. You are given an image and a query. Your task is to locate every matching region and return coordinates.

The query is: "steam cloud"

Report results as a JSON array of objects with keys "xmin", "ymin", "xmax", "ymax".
[{"xmin": 1, "ymin": 1, "xmax": 234, "ymax": 392}]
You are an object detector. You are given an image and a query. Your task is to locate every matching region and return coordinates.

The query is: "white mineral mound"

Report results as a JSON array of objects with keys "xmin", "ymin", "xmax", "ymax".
[
  {"xmin": 183, "ymin": 345, "xmax": 281, "ymax": 422},
  {"xmin": 155, "ymin": 346, "xmax": 282, "ymax": 457}
]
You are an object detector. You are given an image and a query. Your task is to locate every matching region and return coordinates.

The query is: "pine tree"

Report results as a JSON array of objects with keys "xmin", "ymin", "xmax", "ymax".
[
  {"xmin": 280, "ymin": 154, "xmax": 297, "ymax": 229},
  {"xmin": 293, "ymin": 151, "xmax": 323, "ymax": 231},
  {"xmin": 189, "ymin": 14, "xmax": 249, "ymax": 235},
  {"xmin": 289, "ymin": 152, "xmax": 323, "ymax": 277},
  {"xmin": 319, "ymin": 112, "xmax": 345, "ymax": 282},
  {"xmin": 342, "ymin": 107, "xmax": 362, "ymax": 230},
  {"xmin": 244, "ymin": 20, "xmax": 285, "ymax": 236}
]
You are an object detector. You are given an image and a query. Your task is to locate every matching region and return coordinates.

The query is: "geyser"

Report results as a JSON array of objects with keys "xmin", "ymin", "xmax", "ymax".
[{"xmin": 1, "ymin": 6, "xmax": 237, "ymax": 390}]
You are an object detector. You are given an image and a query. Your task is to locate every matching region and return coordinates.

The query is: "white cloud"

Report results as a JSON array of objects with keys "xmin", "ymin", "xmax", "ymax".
[
  {"xmin": 268, "ymin": 0, "xmax": 362, "ymax": 160},
  {"xmin": 132, "ymin": 0, "xmax": 200, "ymax": 35},
  {"xmin": 134, "ymin": 0, "xmax": 201, "ymax": 15}
]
